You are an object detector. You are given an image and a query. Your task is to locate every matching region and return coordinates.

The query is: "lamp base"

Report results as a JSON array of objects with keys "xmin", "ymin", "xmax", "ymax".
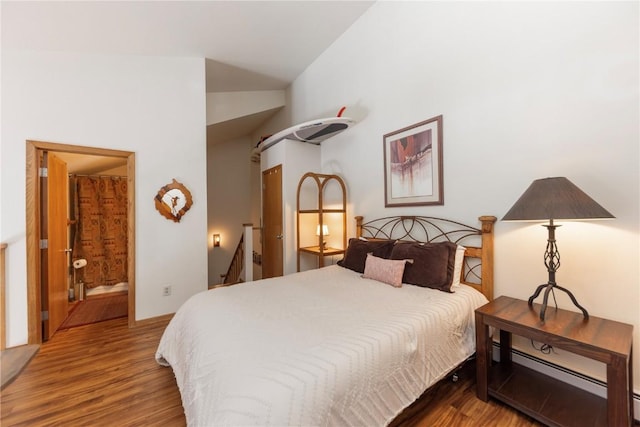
[{"xmin": 528, "ymin": 283, "xmax": 589, "ymax": 321}]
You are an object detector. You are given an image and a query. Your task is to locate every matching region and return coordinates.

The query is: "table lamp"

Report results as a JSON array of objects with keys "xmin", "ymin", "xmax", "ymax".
[
  {"xmin": 502, "ymin": 177, "xmax": 614, "ymax": 321},
  {"xmin": 316, "ymin": 224, "xmax": 329, "ymax": 249}
]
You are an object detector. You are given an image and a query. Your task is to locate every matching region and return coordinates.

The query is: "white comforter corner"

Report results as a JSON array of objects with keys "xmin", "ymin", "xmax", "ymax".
[{"xmin": 155, "ymin": 265, "xmax": 488, "ymax": 427}]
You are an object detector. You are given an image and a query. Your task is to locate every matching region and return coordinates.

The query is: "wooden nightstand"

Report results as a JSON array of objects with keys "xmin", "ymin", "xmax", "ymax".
[{"xmin": 475, "ymin": 296, "xmax": 634, "ymax": 427}]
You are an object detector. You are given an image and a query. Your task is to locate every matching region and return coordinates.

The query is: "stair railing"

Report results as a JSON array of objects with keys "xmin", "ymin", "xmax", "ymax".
[
  {"xmin": 222, "ymin": 223, "xmax": 254, "ymax": 285},
  {"xmin": 1, "ymin": 242, "xmax": 6, "ymax": 350}
]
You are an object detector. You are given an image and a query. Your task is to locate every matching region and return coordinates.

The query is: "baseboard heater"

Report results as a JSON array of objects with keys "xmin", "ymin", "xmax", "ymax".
[{"xmin": 492, "ymin": 342, "xmax": 639, "ymax": 422}]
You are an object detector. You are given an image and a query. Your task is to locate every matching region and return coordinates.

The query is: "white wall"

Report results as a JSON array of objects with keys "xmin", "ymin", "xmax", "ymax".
[
  {"xmin": 207, "ymin": 136, "xmax": 256, "ymax": 284},
  {"xmin": 273, "ymin": 2, "xmax": 639, "ymax": 391},
  {"xmin": 1, "ymin": 50, "xmax": 208, "ymax": 344},
  {"xmin": 206, "ymin": 90, "xmax": 285, "ymax": 125}
]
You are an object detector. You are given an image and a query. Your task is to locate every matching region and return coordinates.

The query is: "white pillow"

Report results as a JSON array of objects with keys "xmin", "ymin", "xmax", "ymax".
[{"xmin": 451, "ymin": 245, "xmax": 466, "ymax": 288}]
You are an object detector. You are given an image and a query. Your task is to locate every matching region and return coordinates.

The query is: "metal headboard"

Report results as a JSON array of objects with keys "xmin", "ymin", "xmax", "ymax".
[{"xmin": 355, "ymin": 215, "xmax": 496, "ymax": 300}]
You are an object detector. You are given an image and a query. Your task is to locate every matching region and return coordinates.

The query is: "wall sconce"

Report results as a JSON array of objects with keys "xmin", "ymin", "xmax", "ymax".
[
  {"xmin": 316, "ymin": 224, "xmax": 329, "ymax": 249},
  {"xmin": 213, "ymin": 233, "xmax": 221, "ymax": 247}
]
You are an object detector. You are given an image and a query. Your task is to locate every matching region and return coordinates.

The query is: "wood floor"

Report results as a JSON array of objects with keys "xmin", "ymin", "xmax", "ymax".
[{"xmin": 0, "ymin": 316, "xmax": 544, "ymax": 427}]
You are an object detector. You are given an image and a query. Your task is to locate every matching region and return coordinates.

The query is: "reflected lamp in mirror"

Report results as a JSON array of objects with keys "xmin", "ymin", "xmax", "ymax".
[
  {"xmin": 502, "ymin": 177, "xmax": 614, "ymax": 321},
  {"xmin": 316, "ymin": 224, "xmax": 329, "ymax": 249},
  {"xmin": 213, "ymin": 233, "xmax": 221, "ymax": 248}
]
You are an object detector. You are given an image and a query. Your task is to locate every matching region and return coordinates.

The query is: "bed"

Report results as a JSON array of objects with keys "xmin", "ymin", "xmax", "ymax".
[{"xmin": 156, "ymin": 215, "xmax": 496, "ymax": 426}]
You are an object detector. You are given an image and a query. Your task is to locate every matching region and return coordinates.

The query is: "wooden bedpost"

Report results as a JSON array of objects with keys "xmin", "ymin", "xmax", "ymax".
[
  {"xmin": 355, "ymin": 216, "xmax": 364, "ymax": 238},
  {"xmin": 479, "ymin": 216, "xmax": 497, "ymax": 301}
]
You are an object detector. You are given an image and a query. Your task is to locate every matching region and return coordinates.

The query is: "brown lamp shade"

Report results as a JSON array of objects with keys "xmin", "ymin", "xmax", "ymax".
[{"xmin": 502, "ymin": 177, "xmax": 614, "ymax": 221}]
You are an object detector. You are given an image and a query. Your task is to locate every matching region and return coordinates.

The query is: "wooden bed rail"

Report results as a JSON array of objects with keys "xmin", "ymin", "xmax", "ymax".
[{"xmin": 354, "ymin": 215, "xmax": 497, "ymax": 301}]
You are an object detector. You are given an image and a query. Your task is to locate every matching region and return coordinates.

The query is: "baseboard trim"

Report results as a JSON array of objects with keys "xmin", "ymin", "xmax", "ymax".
[
  {"xmin": 493, "ymin": 342, "xmax": 639, "ymax": 422},
  {"xmin": 131, "ymin": 313, "xmax": 174, "ymax": 328}
]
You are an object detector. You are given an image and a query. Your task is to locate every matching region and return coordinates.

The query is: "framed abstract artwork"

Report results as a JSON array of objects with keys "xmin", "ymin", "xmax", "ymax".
[{"xmin": 383, "ymin": 115, "xmax": 443, "ymax": 207}]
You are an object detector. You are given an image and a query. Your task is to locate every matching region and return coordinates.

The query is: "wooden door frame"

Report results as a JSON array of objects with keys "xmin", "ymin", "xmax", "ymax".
[{"xmin": 26, "ymin": 140, "xmax": 136, "ymax": 344}]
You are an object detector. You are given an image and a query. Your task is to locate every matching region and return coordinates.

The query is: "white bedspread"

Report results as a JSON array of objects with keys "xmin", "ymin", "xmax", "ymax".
[{"xmin": 155, "ymin": 265, "xmax": 488, "ymax": 427}]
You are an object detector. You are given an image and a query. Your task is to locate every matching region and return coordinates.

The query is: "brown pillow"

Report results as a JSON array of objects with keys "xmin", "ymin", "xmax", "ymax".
[
  {"xmin": 337, "ymin": 238, "xmax": 395, "ymax": 273},
  {"xmin": 390, "ymin": 241, "xmax": 457, "ymax": 292}
]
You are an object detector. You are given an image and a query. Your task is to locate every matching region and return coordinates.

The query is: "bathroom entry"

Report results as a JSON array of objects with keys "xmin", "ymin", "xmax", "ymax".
[
  {"xmin": 42, "ymin": 151, "xmax": 130, "ymax": 338},
  {"xmin": 62, "ymin": 162, "xmax": 129, "ymax": 331},
  {"xmin": 26, "ymin": 141, "xmax": 135, "ymax": 344}
]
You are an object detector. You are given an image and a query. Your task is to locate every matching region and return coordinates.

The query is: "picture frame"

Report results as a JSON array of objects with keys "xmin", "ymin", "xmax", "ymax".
[
  {"xmin": 154, "ymin": 178, "xmax": 193, "ymax": 222},
  {"xmin": 383, "ymin": 115, "xmax": 443, "ymax": 207}
]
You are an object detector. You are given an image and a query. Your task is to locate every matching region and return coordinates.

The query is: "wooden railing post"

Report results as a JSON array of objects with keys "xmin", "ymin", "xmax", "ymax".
[
  {"xmin": 242, "ymin": 223, "xmax": 253, "ymax": 282},
  {"xmin": 1, "ymin": 243, "xmax": 7, "ymax": 350}
]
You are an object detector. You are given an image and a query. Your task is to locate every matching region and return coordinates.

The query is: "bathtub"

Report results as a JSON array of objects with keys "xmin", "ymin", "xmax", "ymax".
[{"xmin": 85, "ymin": 282, "xmax": 129, "ymax": 297}]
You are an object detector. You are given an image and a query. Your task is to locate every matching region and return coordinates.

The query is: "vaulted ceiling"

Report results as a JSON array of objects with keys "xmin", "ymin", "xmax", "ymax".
[
  {"xmin": 2, "ymin": 1, "xmax": 374, "ymax": 92},
  {"xmin": 3, "ymin": 1, "xmax": 374, "ymax": 152}
]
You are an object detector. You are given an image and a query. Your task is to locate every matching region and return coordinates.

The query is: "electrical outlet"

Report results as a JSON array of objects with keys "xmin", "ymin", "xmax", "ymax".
[{"xmin": 162, "ymin": 285, "xmax": 171, "ymax": 296}]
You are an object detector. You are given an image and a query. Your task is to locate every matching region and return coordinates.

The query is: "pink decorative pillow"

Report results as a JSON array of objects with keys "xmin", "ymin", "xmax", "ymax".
[{"xmin": 362, "ymin": 253, "xmax": 412, "ymax": 288}]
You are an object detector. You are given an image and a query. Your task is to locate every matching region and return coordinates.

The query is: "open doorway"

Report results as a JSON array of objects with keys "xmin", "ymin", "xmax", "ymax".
[{"xmin": 25, "ymin": 141, "xmax": 136, "ymax": 344}]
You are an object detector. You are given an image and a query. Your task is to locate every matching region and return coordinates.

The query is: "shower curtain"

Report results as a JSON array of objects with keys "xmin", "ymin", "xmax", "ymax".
[{"xmin": 72, "ymin": 176, "xmax": 128, "ymax": 289}]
